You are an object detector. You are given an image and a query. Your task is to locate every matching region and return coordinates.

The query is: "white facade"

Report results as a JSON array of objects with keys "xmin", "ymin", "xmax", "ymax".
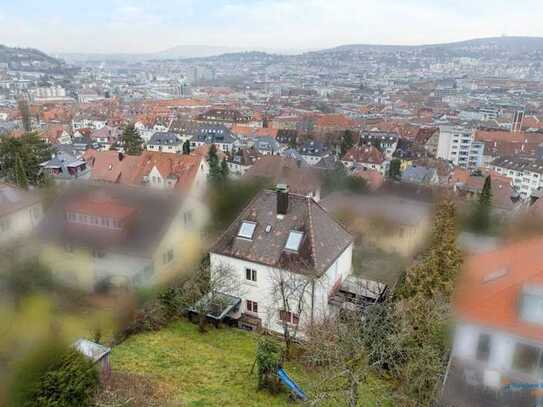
[
  {"xmin": 342, "ymin": 159, "xmax": 389, "ymax": 176},
  {"xmin": 210, "ymin": 242, "xmax": 353, "ymax": 335},
  {"xmin": 453, "ymin": 322, "xmax": 543, "ymax": 385},
  {"xmin": 0, "ymin": 202, "xmax": 43, "ymax": 246},
  {"xmin": 491, "ymin": 163, "xmax": 543, "ymax": 199},
  {"xmin": 146, "ymin": 143, "xmax": 183, "ymax": 154},
  {"xmin": 144, "ymin": 160, "xmax": 209, "ymax": 197},
  {"xmin": 437, "ymin": 125, "xmax": 484, "ymax": 170},
  {"xmin": 191, "ymin": 140, "xmax": 234, "ymax": 154},
  {"xmin": 72, "ymin": 119, "xmax": 106, "ymax": 131},
  {"xmin": 300, "ymin": 154, "xmax": 325, "ymax": 166}
]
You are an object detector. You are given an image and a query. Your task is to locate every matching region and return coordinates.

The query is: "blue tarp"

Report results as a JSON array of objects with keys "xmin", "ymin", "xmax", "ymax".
[{"xmin": 277, "ymin": 368, "xmax": 308, "ymax": 401}]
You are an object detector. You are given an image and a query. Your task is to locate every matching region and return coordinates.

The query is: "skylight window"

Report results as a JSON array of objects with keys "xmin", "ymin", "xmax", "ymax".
[
  {"xmin": 285, "ymin": 231, "xmax": 304, "ymax": 252},
  {"xmin": 238, "ymin": 221, "xmax": 256, "ymax": 240}
]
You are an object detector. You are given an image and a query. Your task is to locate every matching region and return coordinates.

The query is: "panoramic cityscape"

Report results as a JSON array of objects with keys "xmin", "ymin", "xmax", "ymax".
[{"xmin": 1, "ymin": 1, "xmax": 543, "ymax": 406}]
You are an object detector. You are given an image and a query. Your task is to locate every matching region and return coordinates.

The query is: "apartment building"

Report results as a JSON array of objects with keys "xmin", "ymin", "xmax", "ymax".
[
  {"xmin": 490, "ymin": 156, "xmax": 543, "ymax": 199},
  {"xmin": 437, "ymin": 125, "xmax": 484, "ymax": 170}
]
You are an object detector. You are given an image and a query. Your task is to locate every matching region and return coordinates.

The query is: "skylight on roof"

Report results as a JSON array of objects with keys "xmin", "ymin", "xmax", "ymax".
[
  {"xmin": 238, "ymin": 221, "xmax": 256, "ymax": 240},
  {"xmin": 285, "ymin": 231, "xmax": 304, "ymax": 252}
]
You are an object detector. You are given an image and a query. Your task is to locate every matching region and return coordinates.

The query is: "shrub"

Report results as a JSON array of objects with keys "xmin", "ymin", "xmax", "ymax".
[
  {"xmin": 8, "ymin": 341, "xmax": 99, "ymax": 407},
  {"xmin": 255, "ymin": 337, "xmax": 283, "ymax": 393}
]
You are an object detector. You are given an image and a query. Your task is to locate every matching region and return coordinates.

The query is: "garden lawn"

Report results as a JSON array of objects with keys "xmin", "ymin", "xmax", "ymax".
[{"xmin": 111, "ymin": 320, "xmax": 393, "ymax": 406}]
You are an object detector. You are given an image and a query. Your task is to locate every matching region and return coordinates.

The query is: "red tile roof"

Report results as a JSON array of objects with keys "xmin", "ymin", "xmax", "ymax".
[
  {"xmin": 342, "ymin": 145, "xmax": 385, "ymax": 165},
  {"xmin": 84, "ymin": 150, "xmax": 204, "ymax": 192},
  {"xmin": 231, "ymin": 125, "xmax": 279, "ymax": 139},
  {"xmin": 455, "ymin": 238, "xmax": 543, "ymax": 342}
]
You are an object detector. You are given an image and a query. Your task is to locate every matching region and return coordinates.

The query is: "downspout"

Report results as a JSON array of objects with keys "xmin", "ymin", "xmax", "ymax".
[{"xmin": 310, "ymin": 279, "xmax": 315, "ymax": 328}]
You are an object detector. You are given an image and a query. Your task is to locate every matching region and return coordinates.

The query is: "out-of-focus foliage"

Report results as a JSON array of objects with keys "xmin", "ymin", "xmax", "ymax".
[
  {"xmin": 321, "ymin": 163, "xmax": 368, "ymax": 195},
  {"xmin": 8, "ymin": 341, "xmax": 99, "ymax": 407},
  {"xmin": 207, "ymin": 178, "xmax": 268, "ymax": 233},
  {"xmin": 0, "ymin": 132, "xmax": 54, "ymax": 186}
]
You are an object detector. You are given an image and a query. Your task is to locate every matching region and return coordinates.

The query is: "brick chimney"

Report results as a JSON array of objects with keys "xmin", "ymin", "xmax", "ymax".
[{"xmin": 276, "ymin": 184, "xmax": 289, "ymax": 215}]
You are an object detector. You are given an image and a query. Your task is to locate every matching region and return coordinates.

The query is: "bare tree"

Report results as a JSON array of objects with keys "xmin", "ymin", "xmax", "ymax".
[
  {"xmin": 186, "ymin": 261, "xmax": 244, "ymax": 333},
  {"xmin": 304, "ymin": 311, "xmax": 369, "ymax": 407},
  {"xmin": 268, "ymin": 266, "xmax": 317, "ymax": 359},
  {"xmin": 303, "ymin": 278, "xmax": 399, "ymax": 407}
]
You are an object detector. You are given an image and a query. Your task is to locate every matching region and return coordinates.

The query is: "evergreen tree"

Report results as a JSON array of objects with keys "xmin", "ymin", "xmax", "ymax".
[
  {"xmin": 207, "ymin": 144, "xmax": 222, "ymax": 184},
  {"xmin": 14, "ymin": 154, "xmax": 28, "ymax": 190},
  {"xmin": 182, "ymin": 140, "xmax": 191, "ymax": 155},
  {"xmin": 120, "ymin": 123, "xmax": 143, "ymax": 155},
  {"xmin": 0, "ymin": 132, "xmax": 54, "ymax": 186},
  {"xmin": 340, "ymin": 130, "xmax": 355, "ymax": 156},
  {"xmin": 220, "ymin": 158, "xmax": 229, "ymax": 180},
  {"xmin": 394, "ymin": 199, "xmax": 462, "ymax": 404},
  {"xmin": 470, "ymin": 175, "xmax": 492, "ymax": 233},
  {"xmin": 389, "ymin": 158, "xmax": 402, "ymax": 180},
  {"xmin": 402, "ymin": 199, "xmax": 462, "ymax": 300}
]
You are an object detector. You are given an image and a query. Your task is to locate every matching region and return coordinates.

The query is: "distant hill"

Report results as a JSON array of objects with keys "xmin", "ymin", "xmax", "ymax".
[
  {"xmin": 316, "ymin": 36, "xmax": 543, "ymax": 54},
  {"xmin": 0, "ymin": 44, "xmax": 64, "ymax": 71},
  {"xmin": 59, "ymin": 45, "xmax": 306, "ymax": 63}
]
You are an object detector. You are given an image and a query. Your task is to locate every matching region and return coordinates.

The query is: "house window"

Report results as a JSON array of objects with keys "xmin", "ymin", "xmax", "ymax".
[
  {"xmin": 285, "ymin": 231, "xmax": 304, "ymax": 252},
  {"xmin": 279, "ymin": 310, "xmax": 299, "ymax": 325},
  {"xmin": 245, "ymin": 268, "xmax": 257, "ymax": 282},
  {"xmin": 238, "ymin": 221, "xmax": 257, "ymax": 240},
  {"xmin": 475, "ymin": 333, "xmax": 491, "ymax": 362},
  {"xmin": 163, "ymin": 249, "xmax": 174, "ymax": 264},
  {"xmin": 520, "ymin": 291, "xmax": 543, "ymax": 325},
  {"xmin": 512, "ymin": 342, "xmax": 541, "ymax": 375},
  {"xmin": 246, "ymin": 300, "xmax": 258, "ymax": 313}
]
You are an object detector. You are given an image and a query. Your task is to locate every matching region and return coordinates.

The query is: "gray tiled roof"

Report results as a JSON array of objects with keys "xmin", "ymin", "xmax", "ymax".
[
  {"xmin": 193, "ymin": 124, "xmax": 237, "ymax": 144},
  {"xmin": 492, "ymin": 156, "xmax": 543, "ymax": 174},
  {"xmin": 298, "ymin": 140, "xmax": 329, "ymax": 157},
  {"xmin": 211, "ymin": 190, "xmax": 353, "ymax": 277},
  {"xmin": 149, "ymin": 132, "xmax": 182, "ymax": 146}
]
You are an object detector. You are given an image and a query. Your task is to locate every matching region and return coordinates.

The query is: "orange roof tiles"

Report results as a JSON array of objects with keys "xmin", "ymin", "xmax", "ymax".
[
  {"xmin": 342, "ymin": 145, "xmax": 385, "ymax": 165},
  {"xmin": 231, "ymin": 125, "xmax": 279, "ymax": 139},
  {"xmin": 455, "ymin": 238, "xmax": 543, "ymax": 342}
]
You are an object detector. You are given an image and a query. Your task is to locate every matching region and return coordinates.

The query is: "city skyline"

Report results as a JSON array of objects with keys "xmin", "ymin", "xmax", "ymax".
[{"xmin": 1, "ymin": 0, "xmax": 543, "ymax": 54}]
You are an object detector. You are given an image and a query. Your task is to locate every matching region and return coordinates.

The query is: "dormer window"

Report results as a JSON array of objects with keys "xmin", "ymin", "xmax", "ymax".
[
  {"xmin": 520, "ymin": 285, "xmax": 543, "ymax": 325},
  {"xmin": 285, "ymin": 231, "xmax": 304, "ymax": 252},
  {"xmin": 238, "ymin": 221, "xmax": 256, "ymax": 240}
]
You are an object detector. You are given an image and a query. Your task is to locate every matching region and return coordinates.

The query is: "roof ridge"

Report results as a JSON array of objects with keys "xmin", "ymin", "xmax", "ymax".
[{"xmin": 306, "ymin": 197, "xmax": 317, "ymax": 268}]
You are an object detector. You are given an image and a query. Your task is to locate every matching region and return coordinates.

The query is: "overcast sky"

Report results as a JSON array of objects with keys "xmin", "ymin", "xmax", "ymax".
[{"xmin": 1, "ymin": 0, "xmax": 542, "ymax": 54}]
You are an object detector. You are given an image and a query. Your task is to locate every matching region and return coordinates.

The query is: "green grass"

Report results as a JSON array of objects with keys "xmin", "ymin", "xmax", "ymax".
[{"xmin": 111, "ymin": 320, "xmax": 393, "ymax": 406}]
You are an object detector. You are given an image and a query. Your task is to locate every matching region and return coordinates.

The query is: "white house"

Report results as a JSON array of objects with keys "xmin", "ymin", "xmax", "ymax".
[
  {"xmin": 72, "ymin": 118, "xmax": 107, "ymax": 131},
  {"xmin": 297, "ymin": 140, "xmax": 330, "ymax": 166},
  {"xmin": 442, "ymin": 238, "xmax": 543, "ymax": 406},
  {"xmin": 209, "ymin": 186, "xmax": 354, "ymax": 334},
  {"xmin": 146, "ymin": 132, "xmax": 184, "ymax": 154},
  {"xmin": 0, "ymin": 183, "xmax": 43, "ymax": 246},
  {"xmin": 341, "ymin": 145, "xmax": 389, "ymax": 176},
  {"xmin": 190, "ymin": 124, "xmax": 238, "ymax": 154}
]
